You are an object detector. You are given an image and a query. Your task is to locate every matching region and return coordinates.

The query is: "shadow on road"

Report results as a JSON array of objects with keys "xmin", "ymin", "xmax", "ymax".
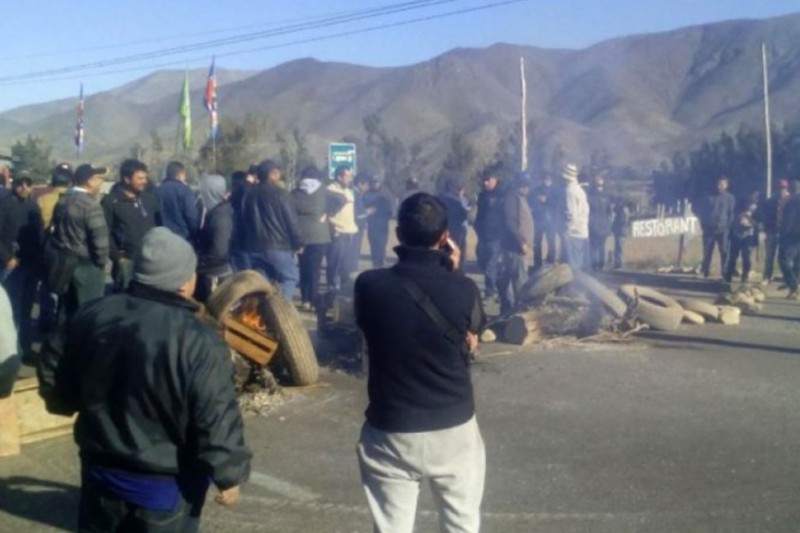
[
  {"xmin": 640, "ymin": 331, "xmax": 800, "ymax": 356},
  {"xmin": 0, "ymin": 475, "xmax": 78, "ymax": 531},
  {"xmin": 600, "ymin": 271, "xmax": 724, "ymax": 295}
]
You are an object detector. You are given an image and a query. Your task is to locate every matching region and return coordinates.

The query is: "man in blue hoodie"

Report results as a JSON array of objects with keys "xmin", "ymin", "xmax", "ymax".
[{"xmin": 157, "ymin": 161, "xmax": 199, "ymax": 242}]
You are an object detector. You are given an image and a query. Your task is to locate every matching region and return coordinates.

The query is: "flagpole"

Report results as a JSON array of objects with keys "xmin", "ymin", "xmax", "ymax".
[
  {"xmin": 762, "ymin": 42, "xmax": 773, "ymax": 199},
  {"xmin": 520, "ymin": 56, "xmax": 528, "ymax": 172}
]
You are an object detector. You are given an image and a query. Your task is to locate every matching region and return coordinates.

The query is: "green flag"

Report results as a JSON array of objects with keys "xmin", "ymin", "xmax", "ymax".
[{"xmin": 179, "ymin": 71, "xmax": 191, "ymax": 150}]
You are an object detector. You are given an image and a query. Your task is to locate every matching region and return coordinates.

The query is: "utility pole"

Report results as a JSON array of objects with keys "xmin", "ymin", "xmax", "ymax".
[
  {"xmin": 762, "ymin": 42, "xmax": 773, "ymax": 199},
  {"xmin": 520, "ymin": 56, "xmax": 528, "ymax": 172}
]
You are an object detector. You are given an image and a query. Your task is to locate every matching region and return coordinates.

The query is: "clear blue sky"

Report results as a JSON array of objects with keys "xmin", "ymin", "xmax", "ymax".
[{"xmin": 1, "ymin": 0, "xmax": 799, "ymax": 112}]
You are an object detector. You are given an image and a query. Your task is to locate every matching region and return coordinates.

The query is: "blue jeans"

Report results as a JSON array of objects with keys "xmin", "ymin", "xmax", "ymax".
[
  {"xmin": 248, "ymin": 251, "xmax": 299, "ymax": 300},
  {"xmin": 476, "ymin": 239, "xmax": 503, "ymax": 297},
  {"xmin": 564, "ymin": 236, "xmax": 587, "ymax": 272}
]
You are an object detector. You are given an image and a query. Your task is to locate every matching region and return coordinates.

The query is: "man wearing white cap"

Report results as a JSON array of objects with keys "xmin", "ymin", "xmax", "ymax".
[{"xmin": 562, "ymin": 163, "xmax": 589, "ymax": 271}]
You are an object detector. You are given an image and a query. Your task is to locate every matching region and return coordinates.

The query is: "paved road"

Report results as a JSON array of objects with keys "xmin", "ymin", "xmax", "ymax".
[{"xmin": 1, "ymin": 273, "xmax": 799, "ymax": 532}]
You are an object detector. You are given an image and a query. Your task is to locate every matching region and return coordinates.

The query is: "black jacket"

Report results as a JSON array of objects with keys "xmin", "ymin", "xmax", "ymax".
[
  {"xmin": 701, "ymin": 191, "xmax": 736, "ymax": 234},
  {"xmin": 241, "ymin": 181, "xmax": 304, "ymax": 252},
  {"xmin": 475, "ymin": 188, "xmax": 505, "ymax": 242},
  {"xmin": 364, "ymin": 188, "xmax": 394, "ymax": 233},
  {"xmin": 780, "ymin": 196, "xmax": 800, "ymax": 246},
  {"xmin": 355, "ymin": 246, "xmax": 485, "ymax": 433},
  {"xmin": 197, "ymin": 201, "xmax": 233, "ymax": 275},
  {"xmin": 50, "ymin": 189, "xmax": 109, "ymax": 268},
  {"xmin": 38, "ymin": 282, "xmax": 251, "ymax": 490},
  {"xmin": 101, "ymin": 184, "xmax": 162, "ymax": 261},
  {"xmin": 291, "ymin": 180, "xmax": 333, "ymax": 246},
  {"xmin": 0, "ymin": 193, "xmax": 43, "ymax": 264},
  {"xmin": 587, "ymin": 187, "xmax": 614, "ymax": 238}
]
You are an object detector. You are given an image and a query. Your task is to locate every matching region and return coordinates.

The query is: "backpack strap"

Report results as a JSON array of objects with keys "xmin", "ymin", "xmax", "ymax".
[{"xmin": 393, "ymin": 271, "xmax": 465, "ymax": 349}]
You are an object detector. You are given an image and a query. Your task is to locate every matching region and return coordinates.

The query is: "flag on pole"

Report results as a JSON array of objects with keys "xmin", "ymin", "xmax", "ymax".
[
  {"xmin": 179, "ymin": 71, "xmax": 192, "ymax": 150},
  {"xmin": 74, "ymin": 83, "xmax": 85, "ymax": 154},
  {"xmin": 204, "ymin": 57, "xmax": 218, "ymax": 140}
]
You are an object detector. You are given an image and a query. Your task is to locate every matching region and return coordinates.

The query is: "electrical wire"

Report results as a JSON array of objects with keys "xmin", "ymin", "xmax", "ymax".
[
  {"xmin": 0, "ymin": 0, "xmax": 530, "ymax": 87},
  {"xmin": 0, "ymin": 0, "xmax": 455, "ymax": 82}
]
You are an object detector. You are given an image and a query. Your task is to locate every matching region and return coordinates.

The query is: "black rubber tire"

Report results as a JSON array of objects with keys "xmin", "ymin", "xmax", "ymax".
[
  {"xmin": 521, "ymin": 264, "xmax": 573, "ymax": 302},
  {"xmin": 205, "ymin": 270, "xmax": 277, "ymax": 320},
  {"xmin": 573, "ymin": 271, "xmax": 628, "ymax": 318},
  {"xmin": 618, "ymin": 284, "xmax": 684, "ymax": 332},
  {"xmin": 262, "ymin": 293, "xmax": 319, "ymax": 386},
  {"xmin": 677, "ymin": 298, "xmax": 720, "ymax": 321}
]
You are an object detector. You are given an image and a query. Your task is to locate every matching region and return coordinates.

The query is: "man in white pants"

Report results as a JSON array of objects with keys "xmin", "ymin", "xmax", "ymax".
[{"xmin": 354, "ymin": 192, "xmax": 486, "ymax": 532}]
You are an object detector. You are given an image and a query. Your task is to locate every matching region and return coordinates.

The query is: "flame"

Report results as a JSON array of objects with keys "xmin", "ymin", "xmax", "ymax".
[{"xmin": 237, "ymin": 296, "xmax": 266, "ymax": 332}]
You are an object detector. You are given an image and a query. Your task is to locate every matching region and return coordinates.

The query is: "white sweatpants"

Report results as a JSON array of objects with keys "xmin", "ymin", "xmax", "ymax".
[{"xmin": 356, "ymin": 416, "xmax": 486, "ymax": 533}]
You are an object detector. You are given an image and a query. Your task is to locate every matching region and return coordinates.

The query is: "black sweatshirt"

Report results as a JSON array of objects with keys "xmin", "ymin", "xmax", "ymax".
[{"xmin": 354, "ymin": 246, "xmax": 485, "ymax": 433}]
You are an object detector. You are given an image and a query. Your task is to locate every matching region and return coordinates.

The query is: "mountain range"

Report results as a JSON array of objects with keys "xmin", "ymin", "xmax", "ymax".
[{"xmin": 2, "ymin": 11, "xmax": 800, "ymax": 176}]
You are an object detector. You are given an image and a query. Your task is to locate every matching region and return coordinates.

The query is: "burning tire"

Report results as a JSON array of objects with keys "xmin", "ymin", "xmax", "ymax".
[
  {"xmin": 618, "ymin": 284, "xmax": 684, "ymax": 332},
  {"xmin": 206, "ymin": 270, "xmax": 278, "ymax": 320},
  {"xmin": 207, "ymin": 270, "xmax": 319, "ymax": 386},
  {"xmin": 262, "ymin": 293, "xmax": 319, "ymax": 386}
]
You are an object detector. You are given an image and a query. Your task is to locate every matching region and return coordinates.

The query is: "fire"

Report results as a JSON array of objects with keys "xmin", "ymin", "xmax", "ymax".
[{"xmin": 237, "ymin": 296, "xmax": 266, "ymax": 332}]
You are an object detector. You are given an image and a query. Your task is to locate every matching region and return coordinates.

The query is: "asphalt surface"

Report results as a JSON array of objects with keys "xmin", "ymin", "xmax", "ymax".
[{"xmin": 1, "ymin": 272, "xmax": 800, "ymax": 532}]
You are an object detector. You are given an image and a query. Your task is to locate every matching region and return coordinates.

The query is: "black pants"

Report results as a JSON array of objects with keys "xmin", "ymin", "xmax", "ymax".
[
  {"xmin": 2, "ymin": 263, "xmax": 38, "ymax": 357},
  {"xmin": 498, "ymin": 251, "xmax": 527, "ymax": 314},
  {"xmin": 589, "ymin": 234, "xmax": 608, "ymax": 271},
  {"xmin": 78, "ymin": 468, "xmax": 205, "ymax": 533},
  {"xmin": 725, "ymin": 237, "xmax": 753, "ymax": 283},
  {"xmin": 327, "ymin": 234, "xmax": 356, "ymax": 290},
  {"xmin": 701, "ymin": 231, "xmax": 730, "ymax": 278},
  {"xmin": 368, "ymin": 226, "xmax": 389, "ymax": 268},
  {"xmin": 533, "ymin": 226, "xmax": 556, "ymax": 269},
  {"xmin": 779, "ymin": 242, "xmax": 800, "ymax": 291},
  {"xmin": 613, "ymin": 234, "xmax": 625, "ymax": 269},
  {"xmin": 764, "ymin": 234, "xmax": 779, "ymax": 281},
  {"xmin": 299, "ymin": 243, "xmax": 327, "ymax": 305}
]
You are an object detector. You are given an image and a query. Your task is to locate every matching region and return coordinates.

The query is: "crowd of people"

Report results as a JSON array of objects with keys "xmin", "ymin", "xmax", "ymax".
[
  {"xmin": 2, "ymin": 154, "xmax": 800, "ymax": 531},
  {"xmin": 696, "ymin": 176, "xmax": 800, "ymax": 299}
]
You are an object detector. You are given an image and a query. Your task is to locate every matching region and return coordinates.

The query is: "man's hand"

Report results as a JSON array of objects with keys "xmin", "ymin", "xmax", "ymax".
[
  {"xmin": 5, "ymin": 257, "xmax": 18, "ymax": 271},
  {"xmin": 466, "ymin": 331, "xmax": 478, "ymax": 353},
  {"xmin": 521, "ymin": 243, "xmax": 529, "ymax": 256},
  {"xmin": 445, "ymin": 237, "xmax": 461, "ymax": 271},
  {"xmin": 215, "ymin": 486, "xmax": 240, "ymax": 506}
]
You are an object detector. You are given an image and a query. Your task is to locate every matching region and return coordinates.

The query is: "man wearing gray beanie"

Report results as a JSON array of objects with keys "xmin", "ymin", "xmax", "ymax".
[{"xmin": 39, "ymin": 227, "xmax": 251, "ymax": 532}]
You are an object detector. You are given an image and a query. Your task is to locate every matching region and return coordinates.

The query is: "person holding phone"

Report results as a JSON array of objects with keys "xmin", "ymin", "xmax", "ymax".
[{"xmin": 355, "ymin": 192, "xmax": 486, "ymax": 532}]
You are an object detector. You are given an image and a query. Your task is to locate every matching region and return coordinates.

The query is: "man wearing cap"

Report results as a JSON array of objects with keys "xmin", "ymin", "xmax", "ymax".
[
  {"xmin": 0, "ymin": 175, "xmax": 43, "ymax": 359},
  {"xmin": 498, "ymin": 173, "xmax": 534, "ymax": 313},
  {"xmin": 47, "ymin": 164, "xmax": 110, "ymax": 320},
  {"xmin": 475, "ymin": 166, "xmax": 505, "ymax": 299},
  {"xmin": 327, "ymin": 164, "xmax": 359, "ymax": 290},
  {"xmin": 562, "ymin": 163, "xmax": 590, "ymax": 272},
  {"xmin": 157, "ymin": 160, "xmax": 200, "ymax": 242},
  {"xmin": 240, "ymin": 159, "xmax": 305, "ymax": 299},
  {"xmin": 39, "ymin": 227, "xmax": 251, "ymax": 531},
  {"xmin": 102, "ymin": 158, "xmax": 161, "ymax": 292},
  {"xmin": 36, "ymin": 163, "xmax": 74, "ymax": 331}
]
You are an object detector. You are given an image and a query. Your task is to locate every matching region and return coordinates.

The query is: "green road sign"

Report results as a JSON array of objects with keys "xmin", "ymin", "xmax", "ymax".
[{"xmin": 328, "ymin": 143, "xmax": 356, "ymax": 180}]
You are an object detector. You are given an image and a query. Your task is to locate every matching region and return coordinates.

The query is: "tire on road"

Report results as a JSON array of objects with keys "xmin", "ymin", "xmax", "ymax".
[
  {"xmin": 677, "ymin": 298, "xmax": 720, "ymax": 322},
  {"xmin": 619, "ymin": 284, "xmax": 684, "ymax": 332},
  {"xmin": 682, "ymin": 309, "xmax": 706, "ymax": 325},
  {"xmin": 262, "ymin": 293, "xmax": 319, "ymax": 386},
  {"xmin": 521, "ymin": 264, "xmax": 573, "ymax": 302},
  {"xmin": 205, "ymin": 270, "xmax": 278, "ymax": 320},
  {"xmin": 573, "ymin": 271, "xmax": 628, "ymax": 318}
]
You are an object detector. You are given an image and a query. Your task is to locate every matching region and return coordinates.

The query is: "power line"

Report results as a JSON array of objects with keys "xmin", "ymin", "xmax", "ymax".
[
  {"xmin": 0, "ymin": 0, "xmax": 530, "ymax": 87},
  {"xmin": 0, "ymin": 0, "xmax": 455, "ymax": 82}
]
